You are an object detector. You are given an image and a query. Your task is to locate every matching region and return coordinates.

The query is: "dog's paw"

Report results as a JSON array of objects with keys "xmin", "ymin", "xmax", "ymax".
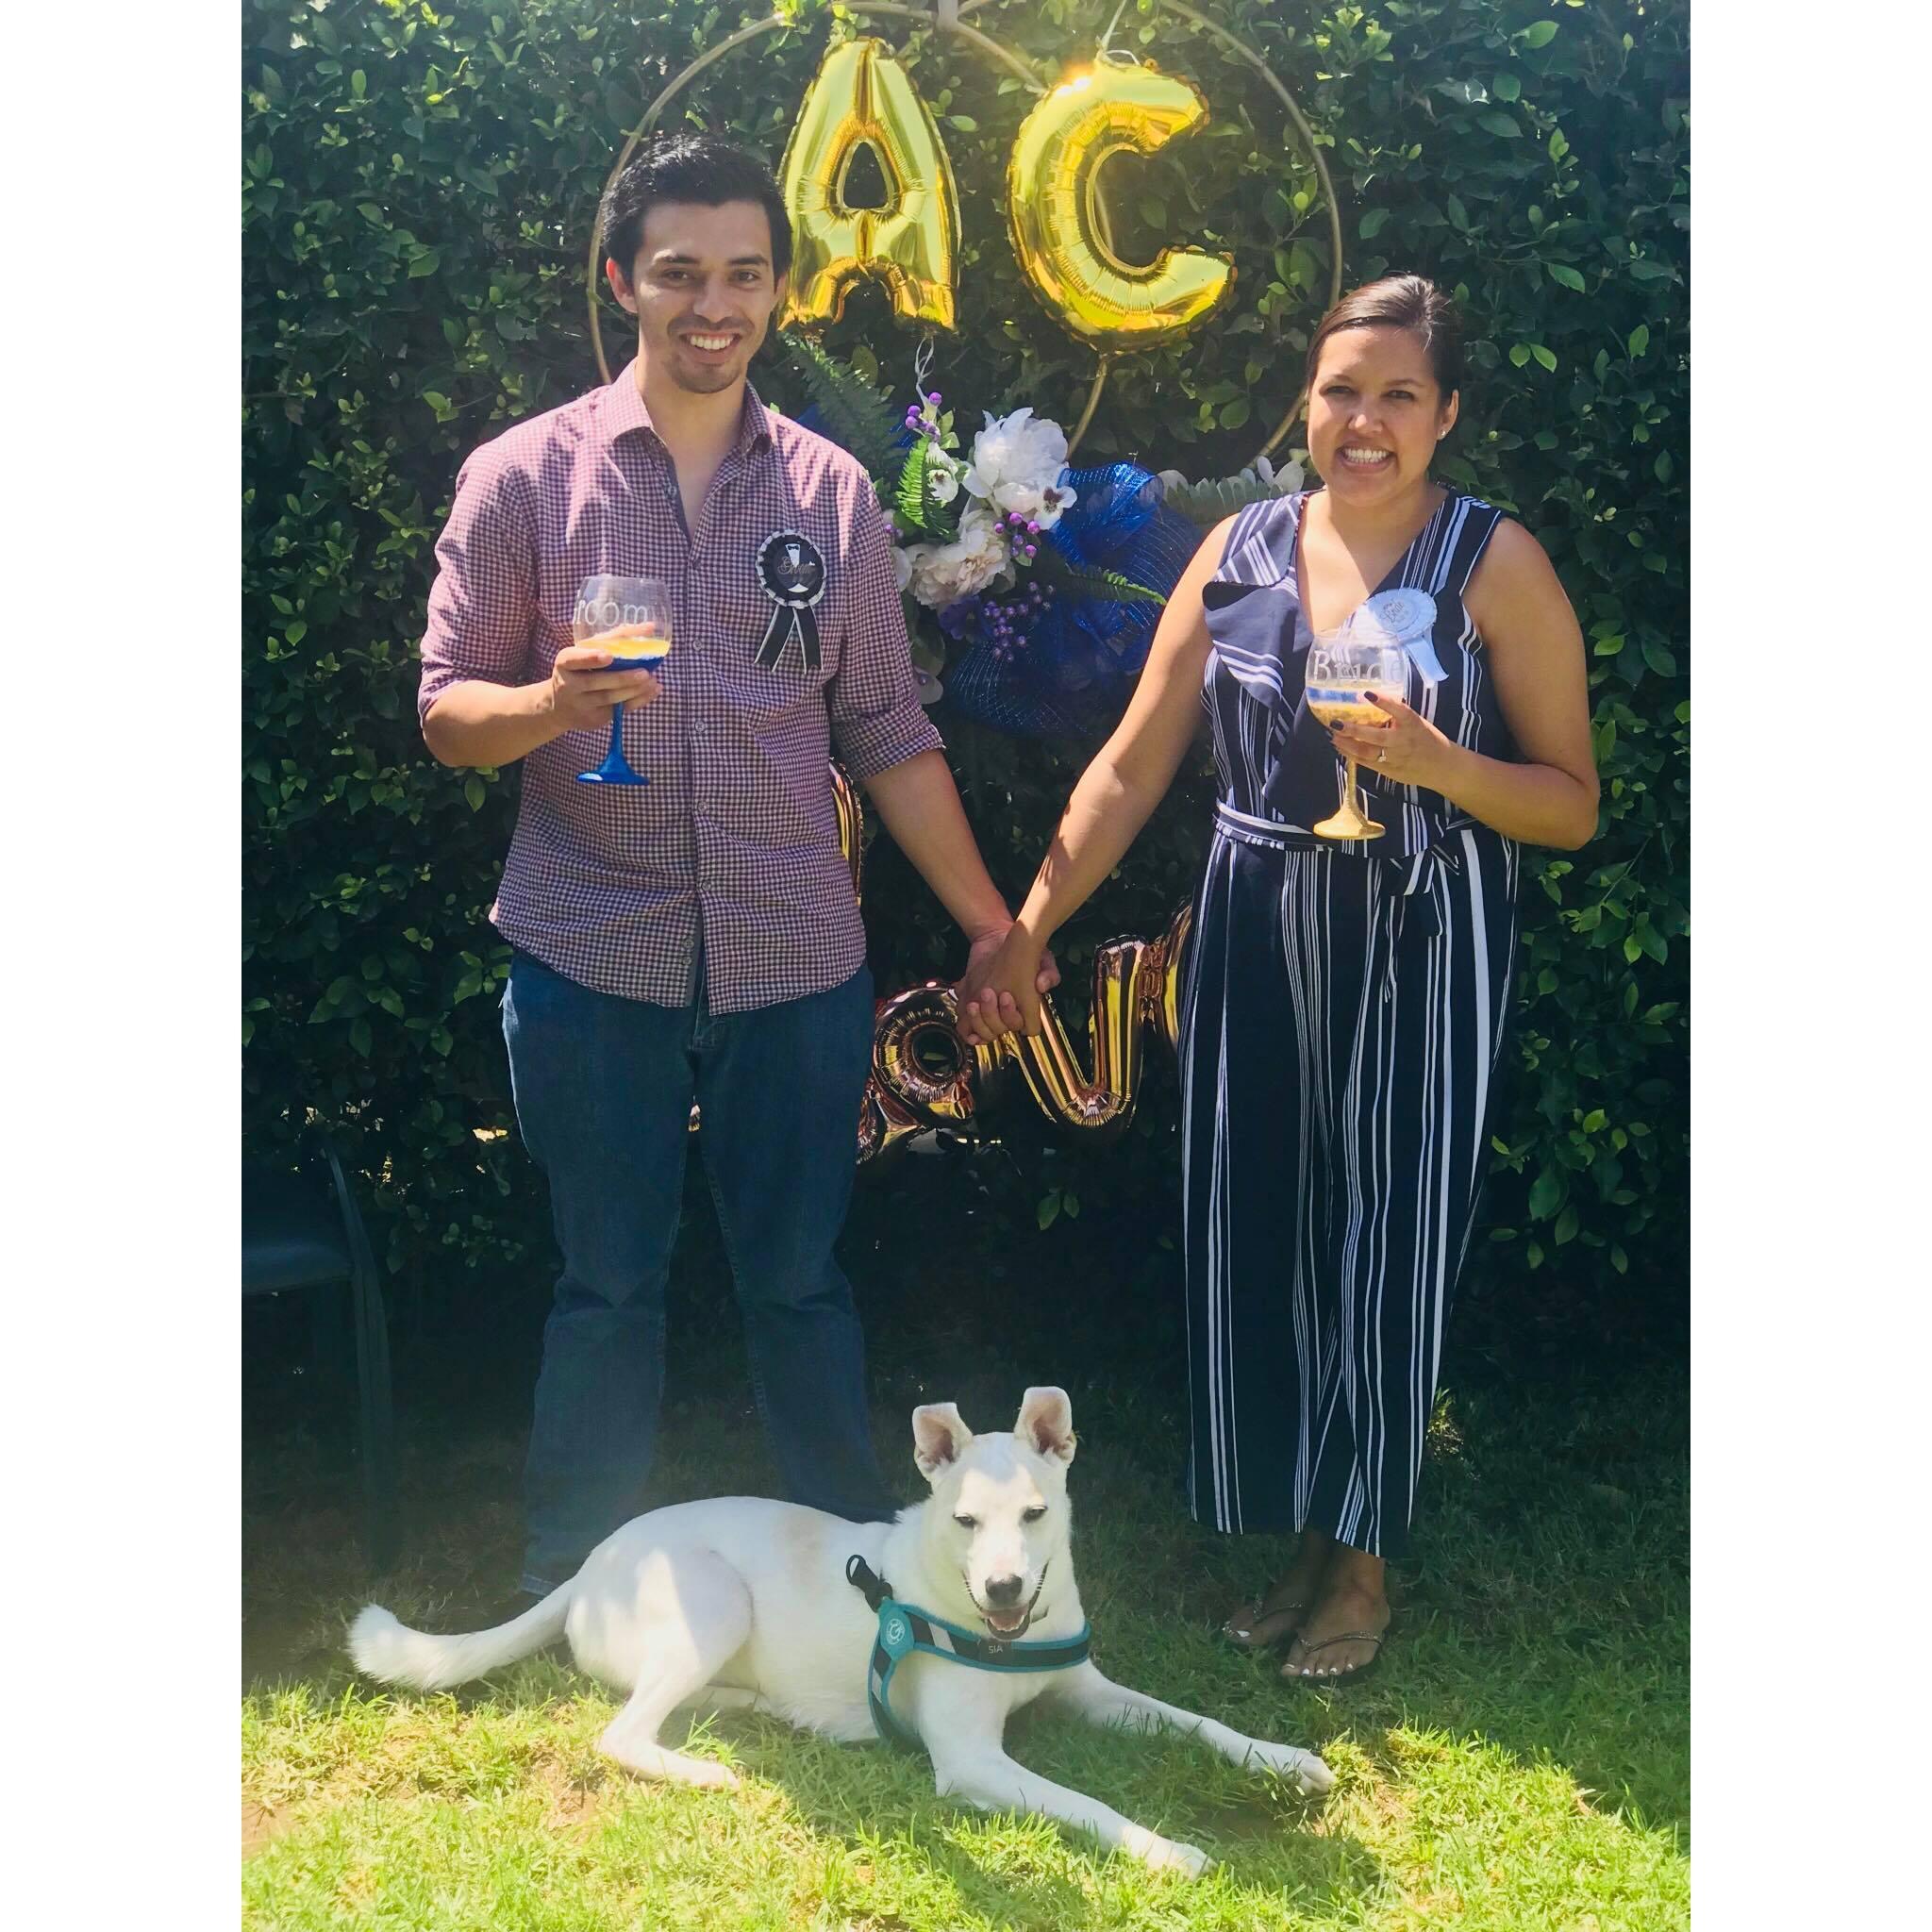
[
  {"xmin": 1123, "ymin": 1826, "xmax": 1213, "ymax": 1878},
  {"xmin": 1247, "ymin": 1740, "xmax": 1335, "ymax": 1795}
]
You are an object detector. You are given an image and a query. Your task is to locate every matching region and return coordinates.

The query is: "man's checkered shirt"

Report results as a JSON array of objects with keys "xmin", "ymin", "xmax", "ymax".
[{"xmin": 418, "ymin": 361, "xmax": 944, "ymax": 1013}]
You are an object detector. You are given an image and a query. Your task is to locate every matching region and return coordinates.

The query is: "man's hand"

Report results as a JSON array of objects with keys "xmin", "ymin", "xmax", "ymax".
[
  {"xmin": 956, "ymin": 924, "xmax": 1058, "ymax": 1047},
  {"xmin": 546, "ymin": 644, "xmax": 661, "ymax": 733}
]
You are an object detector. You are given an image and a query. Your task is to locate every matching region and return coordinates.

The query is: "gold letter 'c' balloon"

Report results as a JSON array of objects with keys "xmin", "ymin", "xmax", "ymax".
[
  {"xmin": 1006, "ymin": 59, "xmax": 1235, "ymax": 353},
  {"xmin": 778, "ymin": 37, "xmax": 960, "ymax": 332}
]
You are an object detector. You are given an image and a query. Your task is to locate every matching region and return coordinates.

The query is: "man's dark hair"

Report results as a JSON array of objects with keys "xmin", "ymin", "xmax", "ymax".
[{"xmin": 598, "ymin": 133, "xmax": 792, "ymax": 282}]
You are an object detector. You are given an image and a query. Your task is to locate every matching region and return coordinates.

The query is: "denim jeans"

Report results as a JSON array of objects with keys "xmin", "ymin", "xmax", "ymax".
[{"xmin": 502, "ymin": 949, "xmax": 896, "ymax": 1591}]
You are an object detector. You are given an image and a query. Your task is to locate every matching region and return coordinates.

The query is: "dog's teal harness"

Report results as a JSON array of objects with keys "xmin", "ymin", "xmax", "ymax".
[{"xmin": 844, "ymin": 1555, "xmax": 1092, "ymax": 1751}]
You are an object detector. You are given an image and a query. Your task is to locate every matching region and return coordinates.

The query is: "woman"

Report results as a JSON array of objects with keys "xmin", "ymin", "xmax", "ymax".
[{"xmin": 959, "ymin": 276, "xmax": 1597, "ymax": 1682}]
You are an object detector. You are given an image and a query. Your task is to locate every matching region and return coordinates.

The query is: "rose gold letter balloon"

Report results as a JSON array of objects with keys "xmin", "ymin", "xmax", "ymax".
[
  {"xmin": 1006, "ymin": 59, "xmax": 1234, "ymax": 353},
  {"xmin": 779, "ymin": 37, "xmax": 960, "ymax": 332}
]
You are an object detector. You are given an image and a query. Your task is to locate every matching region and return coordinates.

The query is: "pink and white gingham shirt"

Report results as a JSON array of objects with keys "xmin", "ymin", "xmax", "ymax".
[{"xmin": 419, "ymin": 362, "xmax": 943, "ymax": 1012}]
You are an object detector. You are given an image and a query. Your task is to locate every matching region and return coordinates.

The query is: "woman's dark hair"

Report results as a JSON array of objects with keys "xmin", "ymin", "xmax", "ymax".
[
  {"xmin": 598, "ymin": 133, "xmax": 793, "ymax": 281},
  {"xmin": 1303, "ymin": 274, "xmax": 1464, "ymax": 399}
]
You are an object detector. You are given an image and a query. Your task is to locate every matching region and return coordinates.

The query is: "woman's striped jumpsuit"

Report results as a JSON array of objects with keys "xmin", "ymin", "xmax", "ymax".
[{"xmin": 1179, "ymin": 491, "xmax": 1521, "ymax": 1557}]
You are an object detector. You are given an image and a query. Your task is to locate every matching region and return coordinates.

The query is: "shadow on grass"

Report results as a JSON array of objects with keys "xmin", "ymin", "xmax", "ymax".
[{"xmin": 245, "ymin": 1288, "xmax": 1686, "ymax": 1923}]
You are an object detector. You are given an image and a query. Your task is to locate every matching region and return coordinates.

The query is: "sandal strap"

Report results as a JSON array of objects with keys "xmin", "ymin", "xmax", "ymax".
[
  {"xmin": 1225, "ymin": 1598, "xmax": 1308, "ymax": 1627},
  {"xmin": 1292, "ymin": 1630, "xmax": 1386, "ymax": 1657}
]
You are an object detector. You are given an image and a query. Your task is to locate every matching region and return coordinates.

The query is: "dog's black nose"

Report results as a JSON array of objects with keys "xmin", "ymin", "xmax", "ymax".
[{"xmin": 985, "ymin": 1574, "xmax": 1024, "ymax": 1606}]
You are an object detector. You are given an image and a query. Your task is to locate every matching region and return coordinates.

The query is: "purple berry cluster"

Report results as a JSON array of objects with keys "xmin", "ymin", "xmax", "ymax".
[
  {"xmin": 979, "ymin": 581, "xmax": 1055, "ymax": 663},
  {"xmin": 903, "ymin": 390, "xmax": 945, "ymax": 439},
  {"xmin": 995, "ymin": 508, "xmax": 1041, "ymax": 562}
]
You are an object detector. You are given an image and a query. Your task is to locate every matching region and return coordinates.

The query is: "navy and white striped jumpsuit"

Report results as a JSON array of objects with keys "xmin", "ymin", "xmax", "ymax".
[{"xmin": 1180, "ymin": 491, "xmax": 1521, "ymax": 1557}]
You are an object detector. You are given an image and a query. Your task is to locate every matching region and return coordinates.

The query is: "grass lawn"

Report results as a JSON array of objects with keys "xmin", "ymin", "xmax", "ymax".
[{"xmin": 242, "ymin": 1287, "xmax": 1687, "ymax": 1931}]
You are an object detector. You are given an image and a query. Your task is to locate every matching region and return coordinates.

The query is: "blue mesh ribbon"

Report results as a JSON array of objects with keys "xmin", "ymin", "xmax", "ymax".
[{"xmin": 946, "ymin": 463, "xmax": 1196, "ymax": 739}]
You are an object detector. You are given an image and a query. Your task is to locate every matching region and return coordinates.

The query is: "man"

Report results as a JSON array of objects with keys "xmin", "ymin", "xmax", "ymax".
[{"xmin": 418, "ymin": 134, "xmax": 1053, "ymax": 1607}]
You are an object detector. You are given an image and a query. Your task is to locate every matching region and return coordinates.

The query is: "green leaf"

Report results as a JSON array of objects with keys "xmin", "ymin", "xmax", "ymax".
[
  {"xmin": 408, "ymin": 251, "xmax": 441, "ymax": 278},
  {"xmin": 463, "ymin": 775, "xmax": 486, "ymax": 811},
  {"xmin": 1521, "ymin": 21, "xmax": 1560, "ymax": 47},
  {"xmin": 1528, "ymin": 1166, "xmax": 1566, "ymax": 1220},
  {"xmin": 1641, "ymin": 639, "xmax": 1677, "ymax": 676},
  {"xmin": 1491, "ymin": 75, "xmax": 1522, "ymax": 103},
  {"xmin": 1627, "ymin": 323, "xmax": 1651, "ymax": 358},
  {"xmin": 1446, "ymin": 194, "xmax": 1470, "ymax": 231},
  {"xmin": 1531, "ymin": 344, "xmax": 1557, "ymax": 372},
  {"xmin": 1546, "ymin": 263, "xmax": 1586, "ymax": 291},
  {"xmin": 1509, "ymin": 343, "xmax": 1531, "ymax": 368},
  {"xmin": 1554, "ymin": 1205, "xmax": 1579, "ymax": 1245},
  {"xmin": 894, "ymin": 440, "xmax": 935, "ymax": 538},
  {"xmin": 1478, "ymin": 111, "xmax": 1524, "ymax": 139},
  {"xmin": 947, "ymin": 115, "xmax": 978, "ymax": 132},
  {"xmin": 1219, "ymin": 397, "xmax": 1252, "ymax": 429},
  {"xmin": 1358, "ymin": 208, "xmax": 1391, "ymax": 239},
  {"xmin": 1037, "ymin": 1191, "xmax": 1060, "ymax": 1231}
]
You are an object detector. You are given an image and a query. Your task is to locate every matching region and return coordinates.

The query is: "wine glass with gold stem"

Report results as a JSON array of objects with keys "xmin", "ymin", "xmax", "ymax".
[
  {"xmin": 1305, "ymin": 629, "xmax": 1408, "ymax": 840},
  {"xmin": 573, "ymin": 575, "xmax": 672, "ymax": 787}
]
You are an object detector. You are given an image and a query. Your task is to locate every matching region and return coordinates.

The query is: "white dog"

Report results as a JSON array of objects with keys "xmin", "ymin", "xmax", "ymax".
[{"xmin": 351, "ymin": 1387, "xmax": 1332, "ymax": 1877}]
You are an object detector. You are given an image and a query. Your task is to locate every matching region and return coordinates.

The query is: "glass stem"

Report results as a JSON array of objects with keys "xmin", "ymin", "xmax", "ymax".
[
  {"xmin": 1342, "ymin": 757, "xmax": 1361, "ymax": 820},
  {"xmin": 606, "ymin": 700, "xmax": 625, "ymax": 766}
]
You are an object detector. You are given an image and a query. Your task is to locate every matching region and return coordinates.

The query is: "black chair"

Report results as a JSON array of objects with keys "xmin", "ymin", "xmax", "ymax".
[{"xmin": 242, "ymin": 1138, "xmax": 398, "ymax": 1570}]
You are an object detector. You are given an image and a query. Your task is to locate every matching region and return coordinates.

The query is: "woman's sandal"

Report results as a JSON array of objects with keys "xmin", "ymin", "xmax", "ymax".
[
  {"xmin": 1222, "ymin": 1599, "xmax": 1310, "ymax": 1652},
  {"xmin": 1282, "ymin": 1630, "xmax": 1385, "ymax": 1684}
]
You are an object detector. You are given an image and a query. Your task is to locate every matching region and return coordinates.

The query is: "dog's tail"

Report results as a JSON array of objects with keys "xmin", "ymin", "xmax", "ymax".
[{"xmin": 348, "ymin": 1581, "xmax": 574, "ymax": 1692}]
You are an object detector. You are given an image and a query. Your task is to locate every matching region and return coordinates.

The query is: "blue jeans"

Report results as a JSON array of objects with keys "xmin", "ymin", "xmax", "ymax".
[{"xmin": 502, "ymin": 950, "xmax": 895, "ymax": 1591}]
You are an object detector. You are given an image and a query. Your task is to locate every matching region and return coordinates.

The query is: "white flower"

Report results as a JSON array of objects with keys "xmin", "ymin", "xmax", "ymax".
[
  {"xmin": 1257, "ymin": 453, "xmax": 1306, "ymax": 492},
  {"xmin": 963, "ymin": 407, "xmax": 1074, "ymax": 526},
  {"xmin": 900, "ymin": 499, "xmax": 1010, "ymax": 609},
  {"xmin": 891, "ymin": 545, "xmax": 913, "ymax": 593},
  {"xmin": 926, "ymin": 460, "xmax": 961, "ymax": 506}
]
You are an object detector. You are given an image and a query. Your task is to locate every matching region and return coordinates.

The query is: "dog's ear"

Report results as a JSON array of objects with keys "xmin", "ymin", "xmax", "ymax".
[
  {"xmin": 911, "ymin": 1403, "xmax": 974, "ymax": 1482},
  {"xmin": 1014, "ymin": 1387, "xmax": 1075, "ymax": 1466}
]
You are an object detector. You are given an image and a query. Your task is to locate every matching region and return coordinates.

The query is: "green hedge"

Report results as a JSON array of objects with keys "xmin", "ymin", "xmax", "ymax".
[{"xmin": 243, "ymin": 0, "xmax": 1687, "ymax": 1332}]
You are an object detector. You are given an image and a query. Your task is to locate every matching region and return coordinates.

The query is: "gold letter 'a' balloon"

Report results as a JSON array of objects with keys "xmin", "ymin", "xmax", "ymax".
[
  {"xmin": 778, "ymin": 37, "xmax": 960, "ymax": 332},
  {"xmin": 1007, "ymin": 59, "xmax": 1235, "ymax": 353}
]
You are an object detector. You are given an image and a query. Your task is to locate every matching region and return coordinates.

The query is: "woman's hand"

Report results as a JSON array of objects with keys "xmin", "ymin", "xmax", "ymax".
[
  {"xmin": 956, "ymin": 925, "xmax": 1055, "ymax": 1046},
  {"xmin": 1326, "ymin": 692, "xmax": 1460, "ymax": 791}
]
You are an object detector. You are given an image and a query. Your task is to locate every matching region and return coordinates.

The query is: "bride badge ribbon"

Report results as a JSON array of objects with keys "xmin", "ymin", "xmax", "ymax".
[
  {"xmin": 1339, "ymin": 588, "xmax": 1445, "ymax": 684},
  {"xmin": 755, "ymin": 529, "xmax": 829, "ymax": 673}
]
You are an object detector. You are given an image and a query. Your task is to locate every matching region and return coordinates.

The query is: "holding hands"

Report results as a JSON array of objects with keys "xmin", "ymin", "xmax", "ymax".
[
  {"xmin": 1324, "ymin": 691, "xmax": 1460, "ymax": 792},
  {"xmin": 957, "ymin": 924, "xmax": 1055, "ymax": 1046}
]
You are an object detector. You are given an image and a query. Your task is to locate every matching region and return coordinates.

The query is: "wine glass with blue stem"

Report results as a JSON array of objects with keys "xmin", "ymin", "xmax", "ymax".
[{"xmin": 573, "ymin": 575, "xmax": 672, "ymax": 787}]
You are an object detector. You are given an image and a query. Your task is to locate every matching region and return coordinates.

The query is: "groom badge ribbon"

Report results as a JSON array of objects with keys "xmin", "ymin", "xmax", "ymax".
[{"xmin": 755, "ymin": 529, "xmax": 828, "ymax": 673}]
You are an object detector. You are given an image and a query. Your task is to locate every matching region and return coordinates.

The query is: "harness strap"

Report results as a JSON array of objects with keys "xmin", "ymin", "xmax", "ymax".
[{"xmin": 846, "ymin": 1553, "xmax": 1093, "ymax": 1752}]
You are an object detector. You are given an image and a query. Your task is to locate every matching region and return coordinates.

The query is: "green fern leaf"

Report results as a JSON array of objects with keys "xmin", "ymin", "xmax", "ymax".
[
  {"xmin": 775, "ymin": 332, "xmax": 907, "ymax": 488},
  {"xmin": 1027, "ymin": 545, "xmax": 1167, "ymax": 605},
  {"xmin": 895, "ymin": 439, "xmax": 934, "ymax": 537}
]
